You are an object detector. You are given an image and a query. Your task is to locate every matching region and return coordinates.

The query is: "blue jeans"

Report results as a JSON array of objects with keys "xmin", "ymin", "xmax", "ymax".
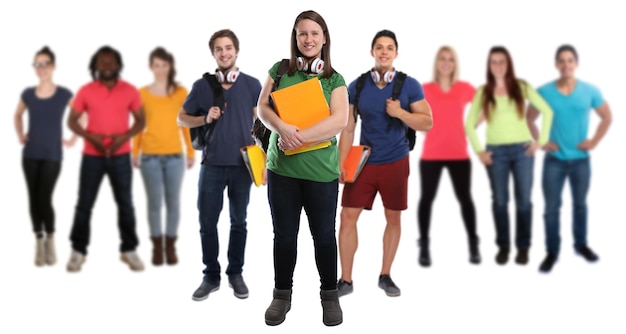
[
  {"xmin": 70, "ymin": 154, "xmax": 139, "ymax": 255},
  {"xmin": 542, "ymin": 155, "xmax": 591, "ymax": 255},
  {"xmin": 485, "ymin": 143, "xmax": 534, "ymax": 249},
  {"xmin": 139, "ymin": 154, "xmax": 185, "ymax": 237},
  {"xmin": 197, "ymin": 164, "xmax": 252, "ymax": 283},
  {"xmin": 267, "ymin": 170, "xmax": 339, "ymax": 291}
]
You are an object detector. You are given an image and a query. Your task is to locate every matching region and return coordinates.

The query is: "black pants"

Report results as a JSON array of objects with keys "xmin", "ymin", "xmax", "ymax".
[
  {"xmin": 22, "ymin": 158, "xmax": 61, "ymax": 233},
  {"xmin": 417, "ymin": 159, "xmax": 478, "ymax": 243}
]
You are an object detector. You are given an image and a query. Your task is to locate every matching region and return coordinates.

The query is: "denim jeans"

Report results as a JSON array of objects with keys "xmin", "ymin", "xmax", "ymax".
[
  {"xmin": 197, "ymin": 164, "xmax": 252, "ymax": 283},
  {"xmin": 485, "ymin": 143, "xmax": 534, "ymax": 249},
  {"xmin": 139, "ymin": 154, "xmax": 185, "ymax": 237},
  {"xmin": 267, "ymin": 170, "xmax": 339, "ymax": 291},
  {"xmin": 542, "ymin": 155, "xmax": 591, "ymax": 255},
  {"xmin": 70, "ymin": 154, "xmax": 139, "ymax": 255}
]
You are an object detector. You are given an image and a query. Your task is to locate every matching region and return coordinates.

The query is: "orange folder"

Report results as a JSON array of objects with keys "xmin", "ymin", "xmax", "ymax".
[
  {"xmin": 343, "ymin": 145, "xmax": 371, "ymax": 183},
  {"xmin": 240, "ymin": 145, "xmax": 266, "ymax": 187},
  {"xmin": 270, "ymin": 77, "xmax": 332, "ymax": 155}
]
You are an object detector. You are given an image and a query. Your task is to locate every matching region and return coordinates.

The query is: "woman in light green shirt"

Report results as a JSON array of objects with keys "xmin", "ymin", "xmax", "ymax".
[{"xmin": 465, "ymin": 46, "xmax": 553, "ymax": 267}]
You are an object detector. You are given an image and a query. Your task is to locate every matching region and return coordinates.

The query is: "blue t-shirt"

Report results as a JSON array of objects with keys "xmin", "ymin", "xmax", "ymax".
[
  {"xmin": 537, "ymin": 80, "xmax": 604, "ymax": 160},
  {"xmin": 349, "ymin": 73, "xmax": 424, "ymax": 164},
  {"xmin": 183, "ymin": 72, "xmax": 261, "ymax": 165},
  {"xmin": 21, "ymin": 86, "xmax": 73, "ymax": 161}
]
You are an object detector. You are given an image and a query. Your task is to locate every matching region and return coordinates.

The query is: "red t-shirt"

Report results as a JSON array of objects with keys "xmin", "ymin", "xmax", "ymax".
[
  {"xmin": 72, "ymin": 79, "xmax": 141, "ymax": 156},
  {"xmin": 421, "ymin": 81, "xmax": 475, "ymax": 160}
]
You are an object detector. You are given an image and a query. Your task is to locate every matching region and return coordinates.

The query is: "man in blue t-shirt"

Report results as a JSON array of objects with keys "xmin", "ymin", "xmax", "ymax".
[
  {"xmin": 177, "ymin": 29, "xmax": 261, "ymax": 300},
  {"xmin": 527, "ymin": 44, "xmax": 612, "ymax": 273},
  {"xmin": 336, "ymin": 30, "xmax": 433, "ymax": 298}
]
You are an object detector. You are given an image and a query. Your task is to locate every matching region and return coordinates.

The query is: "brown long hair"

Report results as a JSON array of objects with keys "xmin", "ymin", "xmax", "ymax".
[
  {"xmin": 289, "ymin": 10, "xmax": 334, "ymax": 79},
  {"xmin": 482, "ymin": 46, "xmax": 525, "ymax": 121},
  {"xmin": 149, "ymin": 47, "xmax": 178, "ymax": 94}
]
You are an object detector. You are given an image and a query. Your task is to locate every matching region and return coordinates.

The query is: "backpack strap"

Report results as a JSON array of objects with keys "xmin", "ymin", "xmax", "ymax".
[
  {"xmin": 352, "ymin": 72, "xmax": 369, "ymax": 122},
  {"xmin": 391, "ymin": 71, "xmax": 407, "ymax": 100},
  {"xmin": 203, "ymin": 73, "xmax": 225, "ymax": 110},
  {"xmin": 272, "ymin": 59, "xmax": 290, "ymax": 92}
]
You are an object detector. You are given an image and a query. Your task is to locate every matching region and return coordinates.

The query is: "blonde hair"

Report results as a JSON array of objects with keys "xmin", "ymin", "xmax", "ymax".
[{"xmin": 432, "ymin": 45, "xmax": 459, "ymax": 84}]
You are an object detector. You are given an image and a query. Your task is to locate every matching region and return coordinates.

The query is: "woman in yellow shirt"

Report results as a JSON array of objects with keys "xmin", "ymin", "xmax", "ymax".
[{"xmin": 132, "ymin": 47, "xmax": 195, "ymax": 266}]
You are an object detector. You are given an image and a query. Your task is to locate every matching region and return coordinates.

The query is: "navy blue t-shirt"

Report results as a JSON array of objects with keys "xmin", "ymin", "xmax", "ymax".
[
  {"xmin": 183, "ymin": 72, "xmax": 261, "ymax": 165},
  {"xmin": 21, "ymin": 86, "xmax": 73, "ymax": 161}
]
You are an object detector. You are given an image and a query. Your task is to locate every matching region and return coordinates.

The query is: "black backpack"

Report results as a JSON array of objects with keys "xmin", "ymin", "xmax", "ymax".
[
  {"xmin": 190, "ymin": 73, "xmax": 225, "ymax": 151},
  {"xmin": 250, "ymin": 59, "xmax": 290, "ymax": 152},
  {"xmin": 353, "ymin": 71, "xmax": 416, "ymax": 151}
]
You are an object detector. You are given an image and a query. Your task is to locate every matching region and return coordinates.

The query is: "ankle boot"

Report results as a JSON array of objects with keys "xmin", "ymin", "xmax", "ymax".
[
  {"xmin": 35, "ymin": 235, "xmax": 45, "ymax": 267},
  {"xmin": 496, "ymin": 246, "xmax": 510, "ymax": 265},
  {"xmin": 469, "ymin": 237, "xmax": 481, "ymax": 264},
  {"xmin": 320, "ymin": 289, "xmax": 343, "ymax": 326},
  {"xmin": 45, "ymin": 235, "xmax": 57, "ymax": 265},
  {"xmin": 265, "ymin": 288, "xmax": 292, "ymax": 326},
  {"xmin": 418, "ymin": 238, "xmax": 431, "ymax": 267},
  {"xmin": 165, "ymin": 236, "xmax": 178, "ymax": 265},
  {"xmin": 151, "ymin": 236, "xmax": 164, "ymax": 266}
]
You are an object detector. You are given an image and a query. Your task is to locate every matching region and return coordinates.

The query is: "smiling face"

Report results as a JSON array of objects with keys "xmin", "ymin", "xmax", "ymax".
[
  {"xmin": 489, "ymin": 52, "xmax": 508, "ymax": 81},
  {"xmin": 96, "ymin": 51, "xmax": 120, "ymax": 81},
  {"xmin": 150, "ymin": 57, "xmax": 170, "ymax": 82},
  {"xmin": 370, "ymin": 36, "xmax": 398, "ymax": 70},
  {"xmin": 212, "ymin": 36, "xmax": 238, "ymax": 72},
  {"xmin": 556, "ymin": 50, "xmax": 578, "ymax": 80},
  {"xmin": 33, "ymin": 54, "xmax": 54, "ymax": 82},
  {"xmin": 295, "ymin": 18, "xmax": 326, "ymax": 59},
  {"xmin": 436, "ymin": 49, "xmax": 455, "ymax": 80}
]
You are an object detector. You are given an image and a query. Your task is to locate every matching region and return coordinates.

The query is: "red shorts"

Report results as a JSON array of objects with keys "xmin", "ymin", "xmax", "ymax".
[{"xmin": 341, "ymin": 156, "xmax": 409, "ymax": 211}]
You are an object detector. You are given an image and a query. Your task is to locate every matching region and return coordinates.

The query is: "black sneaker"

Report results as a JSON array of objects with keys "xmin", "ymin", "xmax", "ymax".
[
  {"xmin": 337, "ymin": 279, "xmax": 353, "ymax": 297},
  {"xmin": 515, "ymin": 248, "xmax": 529, "ymax": 265},
  {"xmin": 495, "ymin": 246, "xmax": 510, "ymax": 265},
  {"xmin": 576, "ymin": 245, "xmax": 599, "ymax": 262},
  {"xmin": 192, "ymin": 280, "xmax": 220, "ymax": 301},
  {"xmin": 229, "ymin": 274, "xmax": 249, "ymax": 299},
  {"xmin": 378, "ymin": 275, "xmax": 401, "ymax": 297},
  {"xmin": 469, "ymin": 240, "xmax": 481, "ymax": 264},
  {"xmin": 539, "ymin": 253, "xmax": 558, "ymax": 273},
  {"xmin": 418, "ymin": 239, "xmax": 431, "ymax": 267}
]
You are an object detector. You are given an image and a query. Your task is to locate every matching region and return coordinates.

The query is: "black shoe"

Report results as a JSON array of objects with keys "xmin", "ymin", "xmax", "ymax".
[
  {"xmin": 495, "ymin": 246, "xmax": 510, "ymax": 265},
  {"xmin": 418, "ymin": 239, "xmax": 431, "ymax": 267},
  {"xmin": 469, "ymin": 239, "xmax": 481, "ymax": 264},
  {"xmin": 378, "ymin": 275, "xmax": 401, "ymax": 297},
  {"xmin": 228, "ymin": 274, "xmax": 249, "ymax": 299},
  {"xmin": 539, "ymin": 253, "xmax": 558, "ymax": 273},
  {"xmin": 576, "ymin": 245, "xmax": 599, "ymax": 262},
  {"xmin": 337, "ymin": 279, "xmax": 353, "ymax": 297},
  {"xmin": 192, "ymin": 280, "xmax": 220, "ymax": 301},
  {"xmin": 515, "ymin": 248, "xmax": 529, "ymax": 265}
]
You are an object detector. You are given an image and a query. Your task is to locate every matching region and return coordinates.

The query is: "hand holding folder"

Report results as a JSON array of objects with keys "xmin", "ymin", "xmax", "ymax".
[
  {"xmin": 270, "ymin": 77, "xmax": 332, "ymax": 155},
  {"xmin": 240, "ymin": 145, "xmax": 266, "ymax": 187},
  {"xmin": 342, "ymin": 145, "xmax": 371, "ymax": 183}
]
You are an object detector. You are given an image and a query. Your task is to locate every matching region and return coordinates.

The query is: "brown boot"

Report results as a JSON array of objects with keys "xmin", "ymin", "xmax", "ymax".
[
  {"xmin": 165, "ymin": 236, "xmax": 178, "ymax": 265},
  {"xmin": 151, "ymin": 236, "xmax": 164, "ymax": 266}
]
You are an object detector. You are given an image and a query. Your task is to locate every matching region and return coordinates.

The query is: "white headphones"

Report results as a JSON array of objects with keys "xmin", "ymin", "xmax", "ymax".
[
  {"xmin": 370, "ymin": 69, "xmax": 396, "ymax": 83},
  {"xmin": 296, "ymin": 56, "xmax": 324, "ymax": 74},
  {"xmin": 215, "ymin": 68, "xmax": 240, "ymax": 83}
]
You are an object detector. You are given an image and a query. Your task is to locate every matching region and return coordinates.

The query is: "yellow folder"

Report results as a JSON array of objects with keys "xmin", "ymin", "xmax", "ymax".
[
  {"xmin": 270, "ymin": 77, "xmax": 332, "ymax": 155},
  {"xmin": 343, "ymin": 145, "xmax": 371, "ymax": 183},
  {"xmin": 240, "ymin": 145, "xmax": 266, "ymax": 187}
]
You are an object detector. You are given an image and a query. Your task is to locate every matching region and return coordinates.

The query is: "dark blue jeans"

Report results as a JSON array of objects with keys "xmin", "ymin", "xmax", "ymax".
[
  {"xmin": 485, "ymin": 144, "xmax": 534, "ymax": 249},
  {"xmin": 267, "ymin": 170, "xmax": 339, "ymax": 291},
  {"xmin": 542, "ymin": 155, "xmax": 591, "ymax": 255},
  {"xmin": 197, "ymin": 164, "xmax": 252, "ymax": 284},
  {"xmin": 70, "ymin": 154, "xmax": 138, "ymax": 255}
]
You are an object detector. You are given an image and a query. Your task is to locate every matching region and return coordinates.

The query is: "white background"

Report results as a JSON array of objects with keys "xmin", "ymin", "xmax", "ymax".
[{"xmin": 2, "ymin": 0, "xmax": 624, "ymax": 333}]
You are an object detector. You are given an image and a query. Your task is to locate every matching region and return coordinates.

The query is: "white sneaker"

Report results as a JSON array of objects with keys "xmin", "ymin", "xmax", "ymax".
[
  {"xmin": 67, "ymin": 250, "xmax": 86, "ymax": 272},
  {"xmin": 45, "ymin": 237, "xmax": 56, "ymax": 265},
  {"xmin": 120, "ymin": 251, "xmax": 144, "ymax": 272},
  {"xmin": 35, "ymin": 237, "xmax": 45, "ymax": 267}
]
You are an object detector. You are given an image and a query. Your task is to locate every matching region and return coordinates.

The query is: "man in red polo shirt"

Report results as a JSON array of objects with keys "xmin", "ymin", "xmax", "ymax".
[{"xmin": 66, "ymin": 45, "xmax": 146, "ymax": 272}]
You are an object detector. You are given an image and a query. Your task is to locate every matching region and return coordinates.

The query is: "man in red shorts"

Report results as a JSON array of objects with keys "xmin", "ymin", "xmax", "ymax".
[{"xmin": 337, "ymin": 30, "xmax": 432, "ymax": 297}]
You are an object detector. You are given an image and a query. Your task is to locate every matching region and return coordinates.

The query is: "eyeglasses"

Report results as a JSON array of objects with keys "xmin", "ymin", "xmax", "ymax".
[{"xmin": 33, "ymin": 61, "xmax": 52, "ymax": 69}]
